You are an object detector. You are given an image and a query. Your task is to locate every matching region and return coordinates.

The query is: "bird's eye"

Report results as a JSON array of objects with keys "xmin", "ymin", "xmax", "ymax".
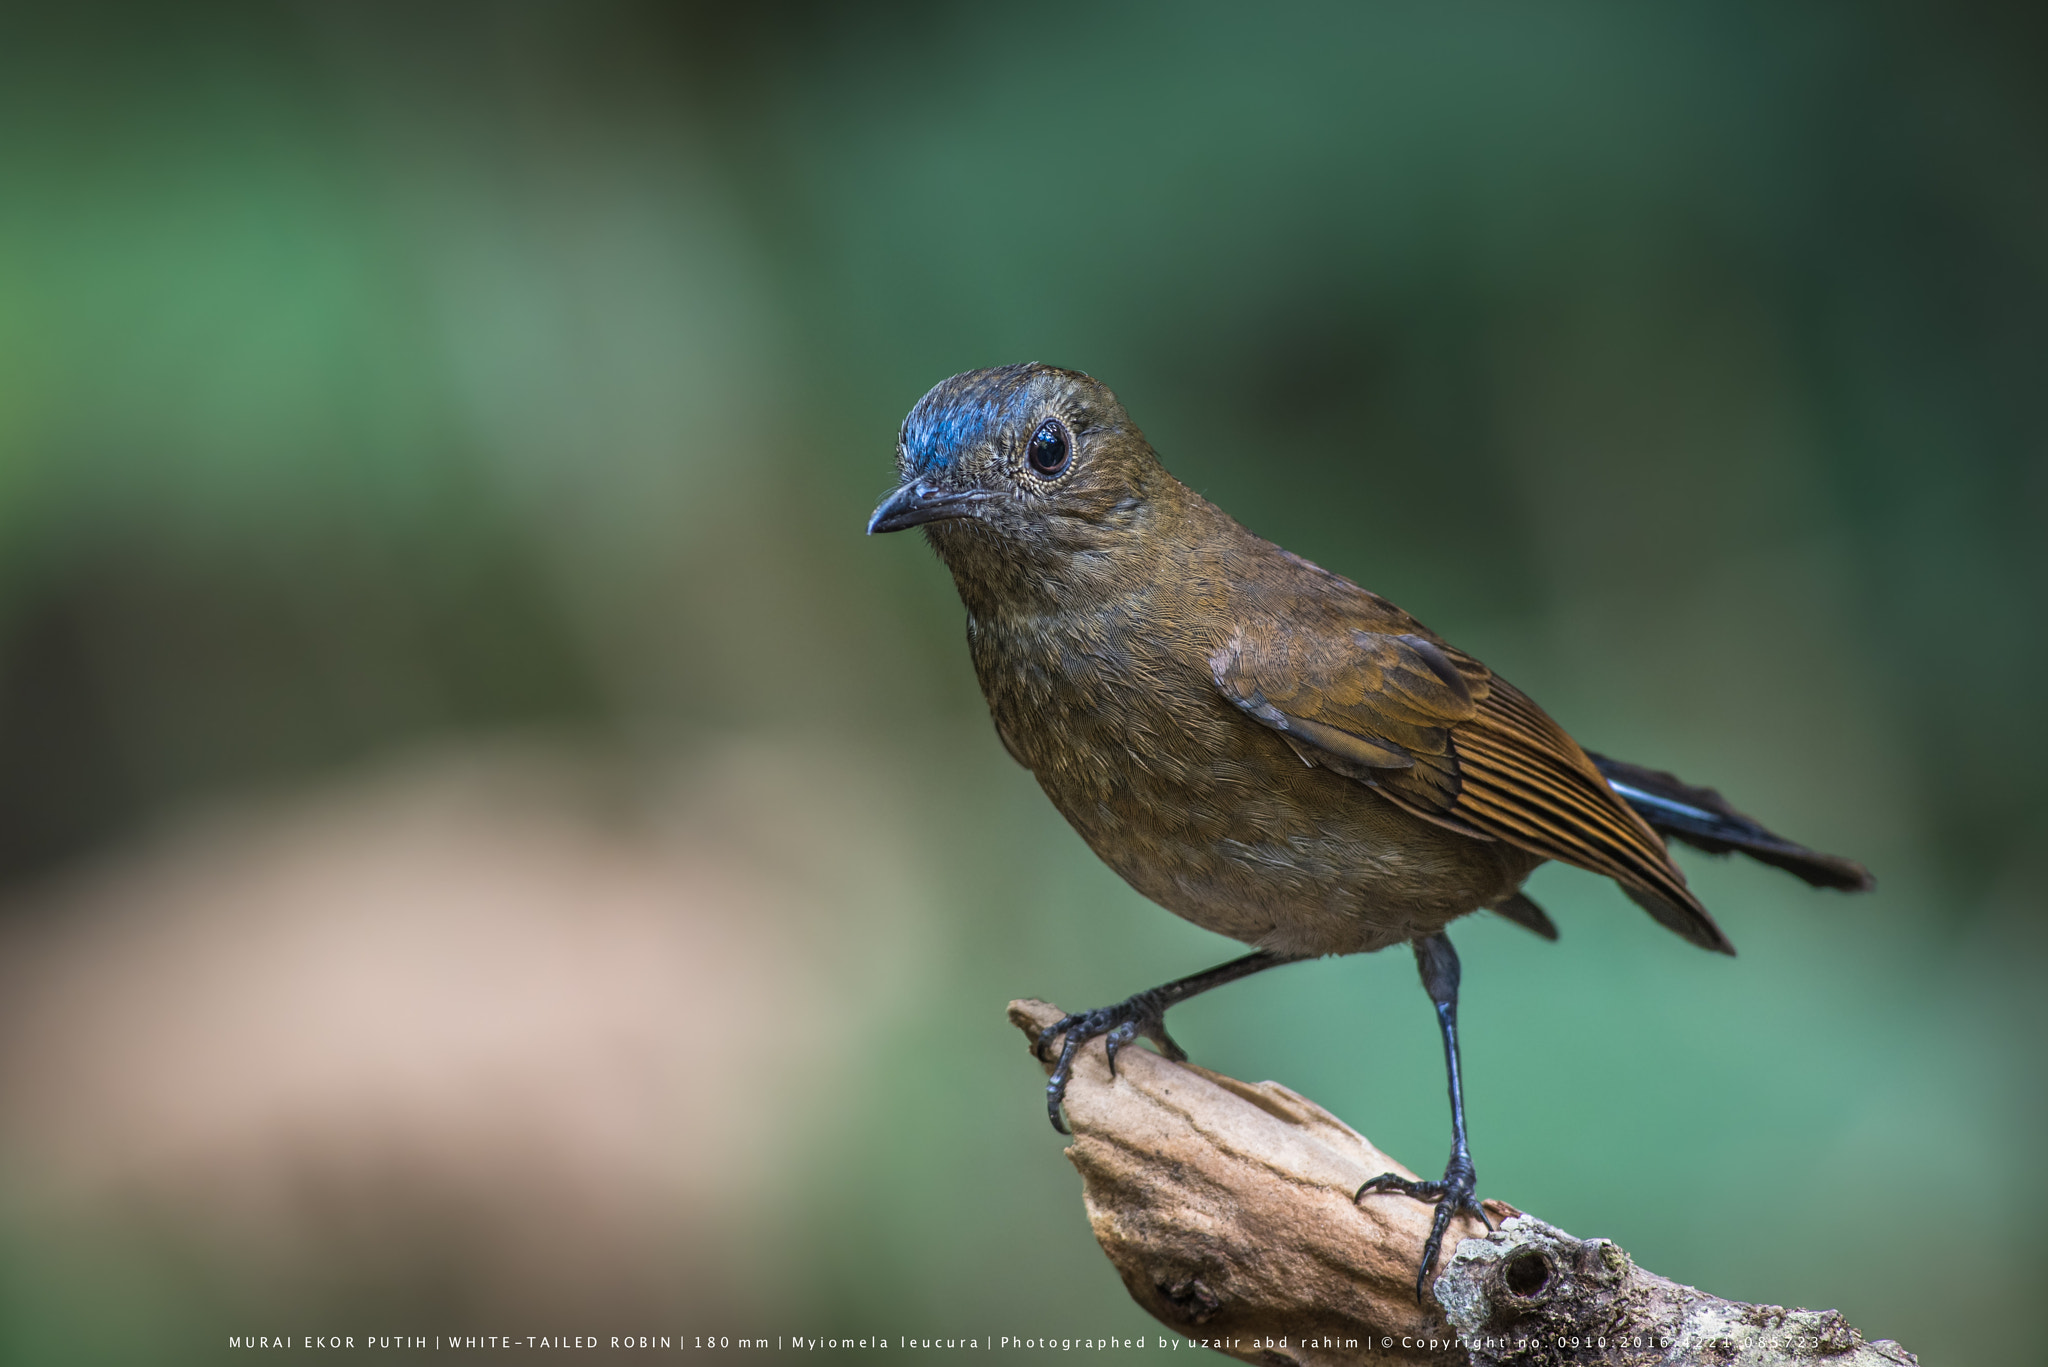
[{"xmin": 1027, "ymin": 419, "xmax": 1071, "ymax": 477}]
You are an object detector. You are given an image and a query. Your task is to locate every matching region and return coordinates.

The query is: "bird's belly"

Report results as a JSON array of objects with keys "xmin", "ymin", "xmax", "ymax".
[
  {"xmin": 1068, "ymin": 773, "xmax": 1510, "ymax": 956},
  {"xmin": 995, "ymin": 673, "xmax": 1525, "ymax": 956}
]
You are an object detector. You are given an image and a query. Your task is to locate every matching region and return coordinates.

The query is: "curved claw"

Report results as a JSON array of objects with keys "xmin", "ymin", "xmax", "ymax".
[
  {"xmin": 1044, "ymin": 1027, "xmax": 1090, "ymax": 1135},
  {"xmin": 1033, "ymin": 993, "xmax": 1186, "ymax": 1134},
  {"xmin": 1102, "ymin": 1020, "xmax": 1140, "ymax": 1077},
  {"xmin": 1353, "ymin": 1170, "xmax": 1430, "ymax": 1202},
  {"xmin": 1354, "ymin": 1161, "xmax": 1485, "ymax": 1303},
  {"xmin": 1416, "ymin": 1202, "xmax": 1458, "ymax": 1303},
  {"xmin": 1034, "ymin": 1014, "xmax": 1083, "ymax": 1065},
  {"xmin": 1045, "ymin": 1084, "xmax": 1071, "ymax": 1136}
]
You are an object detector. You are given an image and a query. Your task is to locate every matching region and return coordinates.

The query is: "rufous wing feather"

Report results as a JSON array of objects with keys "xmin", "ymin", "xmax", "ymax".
[{"xmin": 1210, "ymin": 596, "xmax": 1733, "ymax": 955}]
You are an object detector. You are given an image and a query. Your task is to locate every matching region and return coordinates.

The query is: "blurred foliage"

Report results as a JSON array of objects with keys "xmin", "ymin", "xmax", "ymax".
[{"xmin": 0, "ymin": 1, "xmax": 2042, "ymax": 1363}]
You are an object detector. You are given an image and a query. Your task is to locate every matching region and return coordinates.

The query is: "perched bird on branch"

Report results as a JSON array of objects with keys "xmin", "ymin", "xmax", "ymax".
[{"xmin": 867, "ymin": 363, "xmax": 1874, "ymax": 1300}]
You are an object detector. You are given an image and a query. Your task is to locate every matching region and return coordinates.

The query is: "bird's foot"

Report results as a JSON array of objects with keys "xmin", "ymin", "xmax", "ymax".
[
  {"xmin": 1354, "ymin": 1152, "xmax": 1492, "ymax": 1303},
  {"xmin": 1032, "ymin": 990, "xmax": 1188, "ymax": 1135}
]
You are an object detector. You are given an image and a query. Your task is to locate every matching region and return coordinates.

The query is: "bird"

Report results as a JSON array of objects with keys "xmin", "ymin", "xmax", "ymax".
[{"xmin": 866, "ymin": 362, "xmax": 1874, "ymax": 1301}]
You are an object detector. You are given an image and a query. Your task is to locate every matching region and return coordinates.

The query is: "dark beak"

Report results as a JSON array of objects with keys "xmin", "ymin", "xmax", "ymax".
[{"xmin": 866, "ymin": 479, "xmax": 992, "ymax": 535}]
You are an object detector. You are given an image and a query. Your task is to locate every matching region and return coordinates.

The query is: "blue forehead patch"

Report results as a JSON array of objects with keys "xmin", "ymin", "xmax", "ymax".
[{"xmin": 899, "ymin": 364, "xmax": 1052, "ymax": 476}]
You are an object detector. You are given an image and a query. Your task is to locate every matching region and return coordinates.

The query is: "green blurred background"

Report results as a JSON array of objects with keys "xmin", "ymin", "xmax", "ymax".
[{"xmin": 0, "ymin": 2, "xmax": 2042, "ymax": 1362}]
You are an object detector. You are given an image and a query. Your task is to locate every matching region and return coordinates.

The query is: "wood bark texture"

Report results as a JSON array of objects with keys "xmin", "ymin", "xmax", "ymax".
[{"xmin": 1010, "ymin": 999, "xmax": 1915, "ymax": 1367}]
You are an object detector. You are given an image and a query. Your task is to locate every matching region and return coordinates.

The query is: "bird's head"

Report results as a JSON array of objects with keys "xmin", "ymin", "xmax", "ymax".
[{"xmin": 866, "ymin": 364, "xmax": 1166, "ymax": 592}]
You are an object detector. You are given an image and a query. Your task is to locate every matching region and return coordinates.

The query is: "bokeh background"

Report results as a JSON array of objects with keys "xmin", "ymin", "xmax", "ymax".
[{"xmin": 0, "ymin": 2, "xmax": 2042, "ymax": 1362}]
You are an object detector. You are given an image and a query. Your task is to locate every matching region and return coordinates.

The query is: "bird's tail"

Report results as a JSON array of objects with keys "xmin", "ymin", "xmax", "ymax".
[{"xmin": 1588, "ymin": 754, "xmax": 1875, "ymax": 893}]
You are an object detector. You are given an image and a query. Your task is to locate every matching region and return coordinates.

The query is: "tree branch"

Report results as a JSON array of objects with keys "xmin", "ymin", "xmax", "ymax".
[{"xmin": 1010, "ymin": 999, "xmax": 1915, "ymax": 1367}]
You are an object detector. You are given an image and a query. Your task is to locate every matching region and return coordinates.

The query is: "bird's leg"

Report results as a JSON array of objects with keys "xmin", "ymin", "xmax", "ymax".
[
  {"xmin": 1355, "ymin": 931, "xmax": 1493, "ymax": 1303},
  {"xmin": 1034, "ymin": 950, "xmax": 1304, "ymax": 1135}
]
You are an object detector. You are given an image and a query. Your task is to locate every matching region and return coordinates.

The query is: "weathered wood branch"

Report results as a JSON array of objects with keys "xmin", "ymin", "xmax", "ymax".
[{"xmin": 1011, "ymin": 999, "xmax": 1915, "ymax": 1367}]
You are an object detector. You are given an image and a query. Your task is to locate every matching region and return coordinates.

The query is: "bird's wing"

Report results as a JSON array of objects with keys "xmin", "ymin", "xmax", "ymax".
[
  {"xmin": 1207, "ymin": 618, "xmax": 1485, "ymax": 824},
  {"xmin": 1209, "ymin": 610, "xmax": 1730, "ymax": 953}
]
